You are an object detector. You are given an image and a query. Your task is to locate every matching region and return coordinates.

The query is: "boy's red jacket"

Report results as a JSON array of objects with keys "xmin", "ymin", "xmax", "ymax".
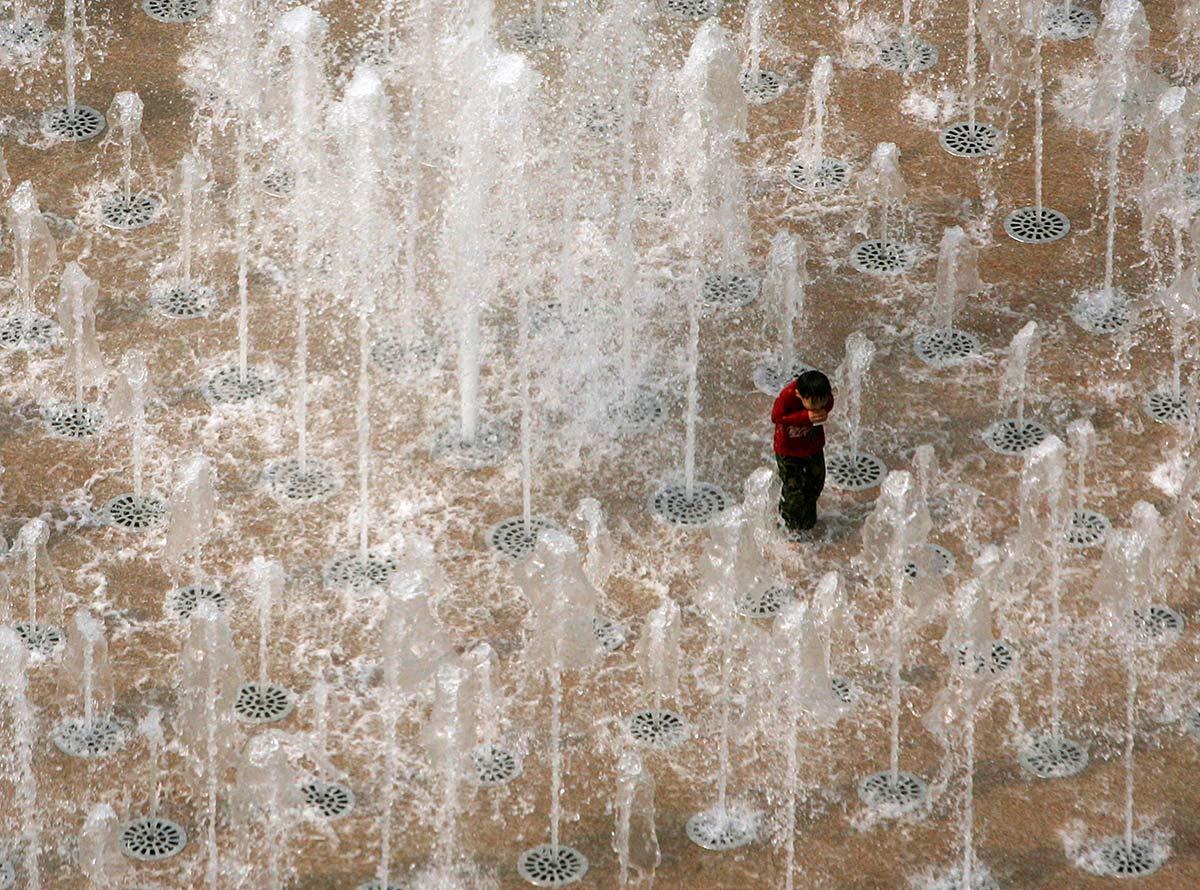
[{"xmin": 772, "ymin": 381, "xmax": 832, "ymax": 458}]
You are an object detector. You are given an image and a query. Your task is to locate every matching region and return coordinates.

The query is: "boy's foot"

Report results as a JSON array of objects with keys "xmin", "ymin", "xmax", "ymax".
[{"xmin": 783, "ymin": 525, "xmax": 819, "ymax": 543}]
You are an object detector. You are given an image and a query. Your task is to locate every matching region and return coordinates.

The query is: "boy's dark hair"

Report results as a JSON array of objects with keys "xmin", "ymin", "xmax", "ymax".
[{"xmin": 795, "ymin": 369, "xmax": 832, "ymax": 403}]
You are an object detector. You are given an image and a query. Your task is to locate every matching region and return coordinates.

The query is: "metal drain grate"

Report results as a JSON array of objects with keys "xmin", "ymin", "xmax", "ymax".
[
  {"xmin": 702, "ymin": 272, "xmax": 759, "ymax": 309},
  {"xmin": 0, "ymin": 18, "xmax": 52, "ymax": 55},
  {"xmin": 877, "ymin": 38, "xmax": 938, "ymax": 72},
  {"xmin": 914, "ymin": 328, "xmax": 980, "ymax": 367},
  {"xmin": 857, "ymin": 770, "xmax": 928, "ymax": 816},
  {"xmin": 370, "ymin": 333, "xmax": 437, "ymax": 374},
  {"xmin": 903, "ymin": 543, "xmax": 955, "ymax": 579},
  {"xmin": 142, "ymin": 0, "xmax": 209, "ymax": 22},
  {"xmin": 831, "ymin": 676, "xmax": 854, "ymax": 703},
  {"xmin": 1004, "ymin": 207, "xmax": 1070, "ymax": 244},
  {"xmin": 592, "ymin": 615, "xmax": 627, "ymax": 652},
  {"xmin": 262, "ymin": 458, "xmax": 342, "ymax": 503},
  {"xmin": 649, "ymin": 482, "xmax": 731, "ymax": 527},
  {"xmin": 300, "ymin": 780, "xmax": 355, "ymax": 818},
  {"xmin": 740, "ymin": 69, "xmax": 785, "ymax": 104},
  {"xmin": 204, "ymin": 365, "xmax": 277, "ymax": 404},
  {"xmin": 14, "ymin": 621, "xmax": 64, "ymax": 657},
  {"xmin": 1185, "ymin": 173, "xmax": 1200, "ymax": 200},
  {"xmin": 0, "ymin": 860, "xmax": 12, "ymax": 890},
  {"xmin": 577, "ymin": 101, "xmax": 622, "ymax": 137},
  {"xmin": 1042, "ymin": 4, "xmax": 1097, "ymax": 40},
  {"xmin": 939, "ymin": 121, "xmax": 1002, "ymax": 158},
  {"xmin": 628, "ymin": 709, "xmax": 688, "ymax": 749},
  {"xmin": 785, "ymin": 158, "xmax": 850, "ymax": 194},
  {"xmin": 323, "ymin": 552, "xmax": 398, "ymax": 594},
  {"xmin": 102, "ymin": 494, "xmax": 167, "ymax": 531},
  {"xmin": 1143, "ymin": 387, "xmax": 1192, "ymax": 425},
  {"xmin": 736, "ymin": 583, "xmax": 794, "ymax": 619},
  {"xmin": 45, "ymin": 403, "xmax": 104, "ymax": 439},
  {"xmin": 983, "ymin": 419, "xmax": 1049, "ymax": 455},
  {"xmin": 99, "ymin": 192, "xmax": 161, "ymax": 231},
  {"xmin": 517, "ymin": 844, "xmax": 588, "ymax": 886},
  {"xmin": 826, "ymin": 452, "xmax": 886, "ymax": 491},
  {"xmin": 51, "ymin": 717, "xmax": 127, "ymax": 758},
  {"xmin": 505, "ymin": 15, "xmax": 564, "ymax": 50},
  {"xmin": 685, "ymin": 810, "xmax": 756, "ymax": 851},
  {"xmin": 0, "ymin": 313, "xmax": 58, "ymax": 350},
  {"xmin": 955, "ymin": 640, "xmax": 1016, "ymax": 676},
  {"xmin": 605, "ymin": 389, "xmax": 666, "ymax": 435},
  {"xmin": 1018, "ymin": 734, "xmax": 1088, "ymax": 778},
  {"xmin": 1133, "ymin": 605, "xmax": 1184, "ymax": 643},
  {"xmin": 120, "ymin": 817, "xmax": 187, "ymax": 861},
  {"xmin": 42, "ymin": 105, "xmax": 106, "ymax": 141},
  {"xmin": 486, "ymin": 516, "xmax": 558, "ymax": 560},
  {"xmin": 234, "ymin": 682, "xmax": 295, "ymax": 724},
  {"xmin": 151, "ymin": 282, "xmax": 217, "ymax": 319},
  {"xmin": 1065, "ymin": 509, "xmax": 1109, "ymax": 548},
  {"xmin": 662, "ymin": 0, "xmax": 723, "ymax": 21},
  {"xmin": 261, "ymin": 169, "xmax": 294, "ymax": 197},
  {"xmin": 1071, "ymin": 291, "xmax": 1131, "ymax": 335},
  {"xmin": 356, "ymin": 881, "xmax": 407, "ymax": 890},
  {"xmin": 470, "ymin": 744, "xmax": 523, "ymax": 787},
  {"xmin": 849, "ymin": 240, "xmax": 917, "ymax": 275},
  {"xmin": 752, "ymin": 356, "xmax": 814, "ymax": 395},
  {"xmin": 166, "ymin": 585, "xmax": 229, "ymax": 620},
  {"xmin": 1085, "ymin": 838, "xmax": 1165, "ymax": 877},
  {"xmin": 431, "ymin": 424, "xmax": 510, "ymax": 469}
]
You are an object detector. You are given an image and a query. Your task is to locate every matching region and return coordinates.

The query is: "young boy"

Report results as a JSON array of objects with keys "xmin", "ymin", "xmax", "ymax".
[{"xmin": 771, "ymin": 369, "xmax": 834, "ymax": 535}]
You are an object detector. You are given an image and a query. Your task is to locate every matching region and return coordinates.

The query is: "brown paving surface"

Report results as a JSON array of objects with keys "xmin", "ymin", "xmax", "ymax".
[{"xmin": 0, "ymin": 0, "xmax": 1198, "ymax": 888}]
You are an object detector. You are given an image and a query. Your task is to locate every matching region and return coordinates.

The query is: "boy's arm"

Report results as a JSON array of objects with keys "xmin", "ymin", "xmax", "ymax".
[{"xmin": 771, "ymin": 390, "xmax": 811, "ymax": 426}]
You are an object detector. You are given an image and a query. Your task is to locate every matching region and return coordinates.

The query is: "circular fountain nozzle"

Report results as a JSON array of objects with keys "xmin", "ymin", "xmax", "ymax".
[
  {"xmin": 857, "ymin": 770, "xmax": 928, "ymax": 816},
  {"xmin": 685, "ymin": 808, "xmax": 757, "ymax": 851},
  {"xmin": 142, "ymin": 0, "xmax": 210, "ymax": 23},
  {"xmin": 850, "ymin": 240, "xmax": 918, "ymax": 276},
  {"xmin": 42, "ymin": 105, "xmax": 107, "ymax": 142},
  {"xmin": 826, "ymin": 452, "xmax": 886, "ymax": 491},
  {"xmin": 51, "ymin": 717, "xmax": 128, "ymax": 759},
  {"xmin": 1003, "ymin": 207, "xmax": 1070, "ymax": 244},
  {"xmin": 0, "ymin": 313, "xmax": 58, "ymax": 351},
  {"xmin": 1018, "ymin": 734, "xmax": 1088, "ymax": 778},
  {"xmin": 102, "ymin": 493, "xmax": 168, "ymax": 531},
  {"xmin": 939, "ymin": 122, "xmax": 1003, "ymax": 158},
  {"xmin": 1143, "ymin": 387, "xmax": 1193, "ymax": 425},
  {"xmin": 300, "ymin": 779, "xmax": 356, "ymax": 819},
  {"xmin": 234, "ymin": 682, "xmax": 295, "ymax": 724},
  {"xmin": 982, "ymin": 419, "xmax": 1049, "ymax": 455},
  {"xmin": 470, "ymin": 744, "xmax": 523, "ymax": 787},
  {"xmin": 913, "ymin": 328, "xmax": 981, "ymax": 367},
  {"xmin": 649, "ymin": 482, "xmax": 731, "ymax": 527},
  {"xmin": 204, "ymin": 365, "xmax": 278, "ymax": 405},
  {"xmin": 1082, "ymin": 837, "xmax": 1167, "ymax": 877},
  {"xmin": 99, "ymin": 192, "xmax": 162, "ymax": 230},
  {"xmin": 45, "ymin": 403, "xmax": 104, "ymax": 440},
  {"xmin": 627, "ymin": 708, "xmax": 688, "ymax": 749},
  {"xmin": 517, "ymin": 844, "xmax": 589, "ymax": 886},
  {"xmin": 1065, "ymin": 509, "xmax": 1110, "ymax": 549},
  {"xmin": 120, "ymin": 817, "xmax": 187, "ymax": 861}
]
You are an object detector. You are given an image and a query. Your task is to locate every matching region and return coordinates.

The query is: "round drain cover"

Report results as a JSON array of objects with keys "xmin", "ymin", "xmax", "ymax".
[
  {"xmin": 99, "ymin": 192, "xmax": 161, "ymax": 231},
  {"xmin": 517, "ymin": 844, "xmax": 588, "ymax": 886},
  {"xmin": 913, "ymin": 328, "xmax": 980, "ymax": 367},
  {"xmin": 471, "ymin": 744, "xmax": 523, "ymax": 787},
  {"xmin": 1018, "ymin": 734, "xmax": 1088, "ymax": 778},
  {"xmin": 627, "ymin": 709, "xmax": 688, "ymax": 749},
  {"xmin": 939, "ymin": 121, "xmax": 1002, "ymax": 158},
  {"xmin": 42, "ymin": 104, "xmax": 107, "ymax": 142},
  {"xmin": 120, "ymin": 817, "xmax": 187, "ymax": 861},
  {"xmin": 849, "ymin": 240, "xmax": 917, "ymax": 275},
  {"xmin": 1004, "ymin": 207, "xmax": 1070, "ymax": 244},
  {"xmin": 204, "ymin": 365, "xmax": 277, "ymax": 405},
  {"xmin": 485, "ymin": 516, "xmax": 558, "ymax": 560},
  {"xmin": 685, "ymin": 809, "xmax": 756, "ymax": 851},
  {"xmin": 234, "ymin": 682, "xmax": 295, "ymax": 724},
  {"xmin": 649, "ymin": 482, "xmax": 731, "ymax": 527},
  {"xmin": 102, "ymin": 493, "xmax": 168, "ymax": 531},
  {"xmin": 301, "ymin": 780, "xmax": 355, "ymax": 818},
  {"xmin": 786, "ymin": 157, "xmax": 850, "ymax": 194},
  {"xmin": 826, "ymin": 452, "xmax": 886, "ymax": 491},
  {"xmin": 982, "ymin": 418, "xmax": 1049, "ymax": 455},
  {"xmin": 262, "ymin": 458, "xmax": 342, "ymax": 503},
  {"xmin": 857, "ymin": 769, "xmax": 928, "ymax": 816},
  {"xmin": 51, "ymin": 717, "xmax": 127, "ymax": 759}
]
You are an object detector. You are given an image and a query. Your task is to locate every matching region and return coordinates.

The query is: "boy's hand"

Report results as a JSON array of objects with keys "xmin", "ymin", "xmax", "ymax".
[{"xmin": 809, "ymin": 408, "xmax": 829, "ymax": 424}]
